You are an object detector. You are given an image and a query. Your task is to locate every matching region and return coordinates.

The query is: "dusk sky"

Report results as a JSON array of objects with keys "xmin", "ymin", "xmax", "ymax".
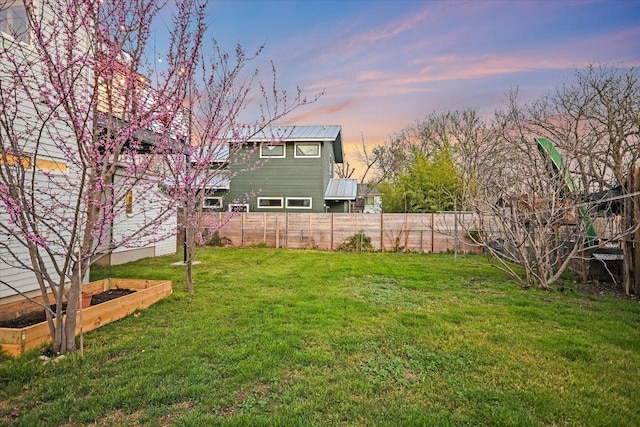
[{"xmin": 199, "ymin": 0, "xmax": 640, "ymax": 178}]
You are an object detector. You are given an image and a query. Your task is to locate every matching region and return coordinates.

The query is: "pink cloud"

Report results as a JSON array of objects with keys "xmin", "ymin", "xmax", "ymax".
[
  {"xmin": 285, "ymin": 100, "xmax": 358, "ymax": 124},
  {"xmin": 356, "ymin": 70, "xmax": 388, "ymax": 82},
  {"xmin": 331, "ymin": 24, "xmax": 640, "ymax": 99},
  {"xmin": 348, "ymin": 6, "xmax": 434, "ymax": 45}
]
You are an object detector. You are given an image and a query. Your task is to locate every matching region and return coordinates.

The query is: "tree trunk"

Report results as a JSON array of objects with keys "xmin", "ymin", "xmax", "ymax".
[
  {"xmin": 62, "ymin": 269, "xmax": 81, "ymax": 353},
  {"xmin": 624, "ymin": 165, "xmax": 640, "ymax": 295},
  {"xmin": 186, "ymin": 224, "xmax": 194, "ymax": 294},
  {"xmin": 53, "ymin": 279, "xmax": 67, "ymax": 354}
]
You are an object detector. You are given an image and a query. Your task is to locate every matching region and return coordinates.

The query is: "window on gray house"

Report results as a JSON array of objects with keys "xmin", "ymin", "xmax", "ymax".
[{"xmin": 0, "ymin": 1, "xmax": 30, "ymax": 44}]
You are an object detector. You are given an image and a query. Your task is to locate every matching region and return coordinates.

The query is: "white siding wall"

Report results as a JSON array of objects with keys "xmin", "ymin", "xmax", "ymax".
[
  {"xmin": 154, "ymin": 216, "xmax": 178, "ymax": 256},
  {"xmin": 0, "ymin": 159, "xmax": 80, "ymax": 298},
  {"xmin": 0, "ymin": 3, "xmax": 87, "ymax": 298},
  {"xmin": 1, "ymin": 4, "xmax": 176, "ymax": 299},
  {"xmin": 0, "ymin": 235, "xmax": 41, "ymax": 298},
  {"xmin": 110, "ymin": 171, "xmax": 177, "ymax": 259}
]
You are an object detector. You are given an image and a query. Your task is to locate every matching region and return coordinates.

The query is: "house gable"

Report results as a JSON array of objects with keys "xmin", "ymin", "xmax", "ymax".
[{"xmin": 222, "ymin": 125, "xmax": 351, "ymax": 213}]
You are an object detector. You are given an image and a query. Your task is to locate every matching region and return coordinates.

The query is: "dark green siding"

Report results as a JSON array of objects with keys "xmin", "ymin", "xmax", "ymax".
[
  {"xmin": 322, "ymin": 141, "xmax": 333, "ymax": 191},
  {"xmin": 224, "ymin": 141, "xmax": 335, "ymax": 213}
]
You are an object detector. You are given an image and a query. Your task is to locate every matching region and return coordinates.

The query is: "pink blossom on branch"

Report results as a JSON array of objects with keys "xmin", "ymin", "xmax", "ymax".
[{"xmin": 0, "ymin": 0, "xmax": 206, "ymax": 354}]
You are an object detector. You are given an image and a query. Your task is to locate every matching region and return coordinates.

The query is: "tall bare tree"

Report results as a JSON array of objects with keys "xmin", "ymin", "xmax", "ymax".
[
  {"xmin": 466, "ymin": 100, "xmax": 598, "ymax": 289},
  {"xmin": 366, "ymin": 64, "xmax": 638, "ymax": 289},
  {"xmin": 465, "ymin": 65, "xmax": 640, "ymax": 289},
  {"xmin": 522, "ymin": 65, "xmax": 640, "ymax": 192},
  {"xmin": 351, "ymin": 133, "xmax": 380, "ymax": 184},
  {"xmin": 335, "ymin": 160, "xmax": 356, "ymax": 179},
  {"xmin": 373, "ymin": 108, "xmax": 500, "ymax": 206}
]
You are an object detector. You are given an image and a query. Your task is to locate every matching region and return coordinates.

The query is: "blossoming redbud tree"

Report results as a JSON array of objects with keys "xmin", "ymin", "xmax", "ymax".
[
  {"xmin": 1, "ymin": 0, "xmax": 318, "ymax": 353},
  {"xmin": 0, "ymin": 0, "xmax": 200, "ymax": 354}
]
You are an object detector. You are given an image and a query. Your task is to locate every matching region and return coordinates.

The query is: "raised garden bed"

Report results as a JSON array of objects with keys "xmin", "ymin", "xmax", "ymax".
[{"xmin": 0, "ymin": 279, "xmax": 172, "ymax": 357}]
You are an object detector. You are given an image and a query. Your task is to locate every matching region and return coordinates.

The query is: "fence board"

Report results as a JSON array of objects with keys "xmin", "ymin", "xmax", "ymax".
[{"xmin": 201, "ymin": 212, "xmax": 482, "ymax": 253}]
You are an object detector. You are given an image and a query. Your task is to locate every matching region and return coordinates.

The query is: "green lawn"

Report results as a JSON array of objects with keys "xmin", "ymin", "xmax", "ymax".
[{"xmin": 1, "ymin": 248, "xmax": 639, "ymax": 426}]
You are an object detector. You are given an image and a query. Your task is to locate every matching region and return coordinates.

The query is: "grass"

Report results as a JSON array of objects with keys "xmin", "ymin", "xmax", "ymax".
[{"xmin": 1, "ymin": 248, "xmax": 640, "ymax": 426}]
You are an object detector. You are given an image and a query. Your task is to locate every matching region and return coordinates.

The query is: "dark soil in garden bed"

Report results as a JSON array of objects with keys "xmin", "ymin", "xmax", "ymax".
[{"xmin": 0, "ymin": 289, "xmax": 135, "ymax": 329}]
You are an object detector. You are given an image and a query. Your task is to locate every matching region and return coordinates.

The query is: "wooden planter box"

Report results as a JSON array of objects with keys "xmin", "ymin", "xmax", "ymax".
[{"xmin": 0, "ymin": 279, "xmax": 172, "ymax": 357}]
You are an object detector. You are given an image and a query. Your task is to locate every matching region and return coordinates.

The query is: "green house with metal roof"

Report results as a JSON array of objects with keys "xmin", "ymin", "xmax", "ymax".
[{"xmin": 204, "ymin": 125, "xmax": 357, "ymax": 213}]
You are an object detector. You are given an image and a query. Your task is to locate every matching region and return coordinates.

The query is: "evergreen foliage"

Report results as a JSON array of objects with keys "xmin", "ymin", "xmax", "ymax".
[{"xmin": 379, "ymin": 147, "xmax": 463, "ymax": 212}]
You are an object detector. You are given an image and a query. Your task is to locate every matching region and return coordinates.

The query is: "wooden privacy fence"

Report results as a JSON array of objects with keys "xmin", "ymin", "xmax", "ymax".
[{"xmin": 199, "ymin": 212, "xmax": 483, "ymax": 253}]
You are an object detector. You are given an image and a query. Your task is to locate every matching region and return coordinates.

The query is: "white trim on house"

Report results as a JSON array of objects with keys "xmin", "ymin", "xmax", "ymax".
[
  {"xmin": 203, "ymin": 196, "xmax": 223, "ymax": 210},
  {"xmin": 260, "ymin": 143, "xmax": 285, "ymax": 158},
  {"xmin": 228, "ymin": 203, "xmax": 249, "ymax": 212},
  {"xmin": 286, "ymin": 197, "xmax": 312, "ymax": 209},
  {"xmin": 294, "ymin": 142, "xmax": 321, "ymax": 158}
]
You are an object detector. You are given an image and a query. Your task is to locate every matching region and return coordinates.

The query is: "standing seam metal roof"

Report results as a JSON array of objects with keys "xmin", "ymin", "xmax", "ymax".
[
  {"xmin": 239, "ymin": 125, "xmax": 342, "ymax": 141},
  {"xmin": 324, "ymin": 178, "xmax": 358, "ymax": 200},
  {"xmin": 226, "ymin": 125, "xmax": 344, "ymax": 163}
]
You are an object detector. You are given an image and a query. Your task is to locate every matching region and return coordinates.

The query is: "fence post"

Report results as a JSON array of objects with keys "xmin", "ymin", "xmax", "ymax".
[
  {"xmin": 430, "ymin": 212, "xmax": 434, "ymax": 253},
  {"xmin": 633, "ymin": 167, "xmax": 640, "ymax": 295},
  {"xmin": 330, "ymin": 213, "xmax": 334, "ymax": 250},
  {"xmin": 454, "ymin": 208, "xmax": 458, "ymax": 262},
  {"xmin": 263, "ymin": 212, "xmax": 266, "ymax": 244},
  {"xmin": 275, "ymin": 217, "xmax": 280, "ymax": 248},
  {"xmin": 624, "ymin": 165, "xmax": 640, "ymax": 294},
  {"xmin": 309, "ymin": 213, "xmax": 312, "ymax": 248},
  {"xmin": 285, "ymin": 212, "xmax": 289, "ymax": 249},
  {"xmin": 404, "ymin": 213, "xmax": 409, "ymax": 252},
  {"xmin": 241, "ymin": 213, "xmax": 245, "ymax": 246},
  {"xmin": 380, "ymin": 214, "xmax": 384, "ymax": 252}
]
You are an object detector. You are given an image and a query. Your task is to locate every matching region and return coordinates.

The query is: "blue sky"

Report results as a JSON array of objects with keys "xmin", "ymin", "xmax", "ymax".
[{"xmin": 198, "ymin": 0, "xmax": 640, "ymax": 175}]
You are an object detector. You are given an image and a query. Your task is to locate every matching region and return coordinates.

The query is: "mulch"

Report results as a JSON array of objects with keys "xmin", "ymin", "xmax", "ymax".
[
  {"xmin": 561, "ymin": 279, "xmax": 638, "ymax": 300},
  {"xmin": 0, "ymin": 289, "xmax": 135, "ymax": 329}
]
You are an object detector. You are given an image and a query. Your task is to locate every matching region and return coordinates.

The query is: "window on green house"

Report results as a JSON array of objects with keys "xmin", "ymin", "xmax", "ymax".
[
  {"xmin": 203, "ymin": 197, "xmax": 223, "ymax": 210},
  {"xmin": 260, "ymin": 143, "xmax": 285, "ymax": 158},
  {"xmin": 294, "ymin": 142, "xmax": 320, "ymax": 158},
  {"xmin": 286, "ymin": 197, "xmax": 312, "ymax": 209},
  {"xmin": 258, "ymin": 197, "xmax": 283, "ymax": 208},
  {"xmin": 229, "ymin": 204, "xmax": 249, "ymax": 212}
]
